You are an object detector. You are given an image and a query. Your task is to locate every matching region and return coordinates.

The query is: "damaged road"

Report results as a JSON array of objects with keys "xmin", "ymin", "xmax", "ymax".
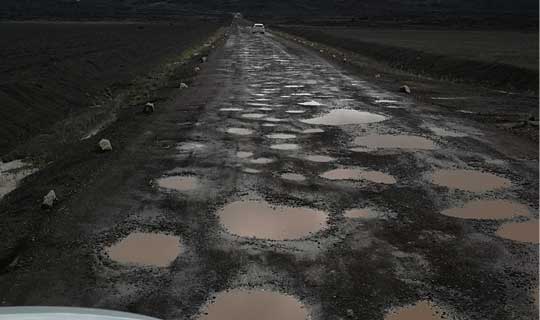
[{"xmin": 0, "ymin": 23, "xmax": 538, "ymax": 320}]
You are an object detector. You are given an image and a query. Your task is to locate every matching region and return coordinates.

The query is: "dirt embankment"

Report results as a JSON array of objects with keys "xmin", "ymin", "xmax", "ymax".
[
  {"xmin": 0, "ymin": 19, "xmax": 226, "ymax": 157},
  {"xmin": 273, "ymin": 25, "xmax": 539, "ymax": 94}
]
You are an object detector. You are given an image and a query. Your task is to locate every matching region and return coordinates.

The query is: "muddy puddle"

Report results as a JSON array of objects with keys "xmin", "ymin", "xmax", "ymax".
[
  {"xmin": 237, "ymin": 151, "xmax": 254, "ymax": 158},
  {"xmin": 298, "ymin": 100, "xmax": 323, "ymax": 107},
  {"xmin": 301, "ymin": 109, "xmax": 387, "ymax": 126},
  {"xmin": 262, "ymin": 123, "xmax": 277, "ymax": 127},
  {"xmin": 345, "ymin": 208, "xmax": 379, "ymax": 219},
  {"xmin": 106, "ymin": 232, "xmax": 183, "ymax": 267},
  {"xmin": 243, "ymin": 168, "xmax": 261, "ymax": 174},
  {"xmin": 176, "ymin": 142, "xmax": 206, "ymax": 152},
  {"xmin": 496, "ymin": 219, "xmax": 539, "ymax": 243},
  {"xmin": 219, "ymin": 108, "xmax": 244, "ymax": 112},
  {"xmin": 271, "ymin": 143, "xmax": 300, "ymax": 151},
  {"xmin": 264, "ymin": 117, "xmax": 287, "ymax": 123},
  {"xmin": 305, "ymin": 155, "xmax": 336, "ymax": 163},
  {"xmin": 431, "ymin": 169, "xmax": 511, "ymax": 192},
  {"xmin": 321, "ymin": 168, "xmax": 397, "ymax": 184},
  {"xmin": 442, "ymin": 199, "xmax": 529, "ymax": 220},
  {"xmin": 217, "ymin": 199, "xmax": 328, "ymax": 240},
  {"xmin": 227, "ymin": 128, "xmax": 254, "ymax": 136},
  {"xmin": 302, "ymin": 128, "xmax": 324, "ymax": 134},
  {"xmin": 242, "ymin": 113, "xmax": 266, "ymax": 119},
  {"xmin": 266, "ymin": 133, "xmax": 297, "ymax": 139},
  {"xmin": 157, "ymin": 176, "xmax": 200, "ymax": 192},
  {"xmin": 0, "ymin": 160, "xmax": 37, "ymax": 199},
  {"xmin": 353, "ymin": 135, "xmax": 437, "ymax": 150},
  {"xmin": 197, "ymin": 288, "xmax": 309, "ymax": 320},
  {"xmin": 281, "ymin": 173, "xmax": 307, "ymax": 182},
  {"xmin": 385, "ymin": 300, "xmax": 447, "ymax": 320},
  {"xmin": 250, "ymin": 158, "xmax": 274, "ymax": 164},
  {"xmin": 286, "ymin": 110, "xmax": 306, "ymax": 114},
  {"xmin": 375, "ymin": 99, "xmax": 398, "ymax": 104}
]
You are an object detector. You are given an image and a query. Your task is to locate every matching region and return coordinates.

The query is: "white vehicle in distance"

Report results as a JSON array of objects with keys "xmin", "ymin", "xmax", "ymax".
[{"xmin": 251, "ymin": 23, "xmax": 265, "ymax": 34}]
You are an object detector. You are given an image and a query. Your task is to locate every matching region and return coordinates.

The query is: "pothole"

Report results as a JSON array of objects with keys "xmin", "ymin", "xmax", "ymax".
[
  {"xmin": 344, "ymin": 208, "xmax": 379, "ymax": 219},
  {"xmin": 305, "ymin": 155, "xmax": 336, "ymax": 163},
  {"xmin": 227, "ymin": 128, "xmax": 254, "ymax": 136},
  {"xmin": 264, "ymin": 117, "xmax": 287, "ymax": 123},
  {"xmin": 217, "ymin": 199, "xmax": 328, "ymax": 240},
  {"xmin": 384, "ymin": 300, "xmax": 449, "ymax": 320},
  {"xmin": 219, "ymin": 108, "xmax": 244, "ymax": 112},
  {"xmin": 441, "ymin": 199, "xmax": 529, "ymax": 220},
  {"xmin": 263, "ymin": 123, "xmax": 277, "ymax": 127},
  {"xmin": 271, "ymin": 143, "xmax": 300, "ymax": 151},
  {"xmin": 197, "ymin": 288, "xmax": 309, "ymax": 320},
  {"xmin": 321, "ymin": 168, "xmax": 396, "ymax": 184},
  {"xmin": 298, "ymin": 100, "xmax": 323, "ymax": 107},
  {"xmin": 496, "ymin": 219, "xmax": 539, "ymax": 243},
  {"xmin": 301, "ymin": 109, "xmax": 387, "ymax": 126},
  {"xmin": 250, "ymin": 158, "xmax": 275, "ymax": 164},
  {"xmin": 281, "ymin": 173, "xmax": 307, "ymax": 182},
  {"xmin": 176, "ymin": 142, "xmax": 206, "ymax": 152},
  {"xmin": 105, "ymin": 232, "xmax": 183, "ymax": 267},
  {"xmin": 353, "ymin": 135, "xmax": 437, "ymax": 150},
  {"xmin": 242, "ymin": 113, "xmax": 266, "ymax": 119},
  {"xmin": 266, "ymin": 133, "xmax": 297, "ymax": 139},
  {"xmin": 243, "ymin": 168, "xmax": 261, "ymax": 174},
  {"xmin": 237, "ymin": 151, "xmax": 254, "ymax": 158},
  {"xmin": 430, "ymin": 169, "xmax": 511, "ymax": 192},
  {"xmin": 302, "ymin": 128, "xmax": 324, "ymax": 134},
  {"xmin": 157, "ymin": 176, "xmax": 200, "ymax": 192},
  {"xmin": 286, "ymin": 110, "xmax": 306, "ymax": 114}
]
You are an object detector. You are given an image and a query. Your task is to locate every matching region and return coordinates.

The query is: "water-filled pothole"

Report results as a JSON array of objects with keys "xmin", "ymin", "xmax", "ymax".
[
  {"xmin": 227, "ymin": 128, "xmax": 254, "ymax": 136},
  {"xmin": 302, "ymin": 128, "xmax": 324, "ymax": 134},
  {"xmin": 242, "ymin": 113, "xmax": 266, "ymax": 119},
  {"xmin": 298, "ymin": 100, "xmax": 323, "ymax": 107},
  {"xmin": 321, "ymin": 168, "xmax": 396, "ymax": 184},
  {"xmin": 243, "ymin": 168, "xmax": 261, "ymax": 174},
  {"xmin": 305, "ymin": 155, "xmax": 336, "ymax": 163},
  {"xmin": 157, "ymin": 176, "xmax": 200, "ymax": 192},
  {"xmin": 281, "ymin": 173, "xmax": 307, "ymax": 182},
  {"xmin": 106, "ymin": 232, "xmax": 183, "ymax": 267},
  {"xmin": 237, "ymin": 151, "xmax": 254, "ymax": 158},
  {"xmin": 345, "ymin": 208, "xmax": 379, "ymax": 219},
  {"xmin": 197, "ymin": 289, "xmax": 309, "ymax": 320},
  {"xmin": 353, "ymin": 135, "xmax": 437, "ymax": 150},
  {"xmin": 286, "ymin": 110, "xmax": 306, "ymax": 114},
  {"xmin": 431, "ymin": 169, "xmax": 511, "ymax": 192},
  {"xmin": 217, "ymin": 199, "xmax": 328, "ymax": 240},
  {"xmin": 496, "ymin": 219, "xmax": 539, "ymax": 243},
  {"xmin": 219, "ymin": 108, "xmax": 244, "ymax": 112},
  {"xmin": 266, "ymin": 133, "xmax": 297, "ymax": 139},
  {"xmin": 441, "ymin": 199, "xmax": 529, "ymax": 220},
  {"xmin": 385, "ymin": 300, "xmax": 448, "ymax": 320},
  {"xmin": 271, "ymin": 144, "xmax": 300, "ymax": 151},
  {"xmin": 250, "ymin": 158, "xmax": 275, "ymax": 164},
  {"xmin": 301, "ymin": 109, "xmax": 387, "ymax": 126}
]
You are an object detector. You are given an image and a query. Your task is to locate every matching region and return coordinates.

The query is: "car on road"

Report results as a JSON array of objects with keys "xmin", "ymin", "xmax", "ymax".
[{"xmin": 251, "ymin": 23, "xmax": 265, "ymax": 34}]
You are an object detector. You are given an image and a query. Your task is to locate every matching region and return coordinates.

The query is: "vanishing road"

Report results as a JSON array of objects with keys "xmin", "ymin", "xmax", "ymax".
[{"xmin": 1, "ymin": 24, "xmax": 538, "ymax": 320}]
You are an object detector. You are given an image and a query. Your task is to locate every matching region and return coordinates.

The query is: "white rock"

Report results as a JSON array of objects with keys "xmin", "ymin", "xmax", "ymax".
[
  {"xmin": 200, "ymin": 56, "xmax": 208, "ymax": 63},
  {"xmin": 98, "ymin": 139, "xmax": 112, "ymax": 151},
  {"xmin": 194, "ymin": 66, "xmax": 201, "ymax": 72},
  {"xmin": 42, "ymin": 190, "xmax": 57, "ymax": 208},
  {"xmin": 143, "ymin": 102, "xmax": 155, "ymax": 113},
  {"xmin": 180, "ymin": 83, "xmax": 189, "ymax": 89},
  {"xmin": 400, "ymin": 85, "xmax": 411, "ymax": 94}
]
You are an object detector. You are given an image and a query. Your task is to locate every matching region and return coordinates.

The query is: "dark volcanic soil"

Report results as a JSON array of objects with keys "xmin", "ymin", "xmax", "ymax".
[
  {"xmin": 0, "ymin": 19, "xmax": 223, "ymax": 155},
  {"xmin": 0, "ymin": 20, "xmax": 538, "ymax": 320}
]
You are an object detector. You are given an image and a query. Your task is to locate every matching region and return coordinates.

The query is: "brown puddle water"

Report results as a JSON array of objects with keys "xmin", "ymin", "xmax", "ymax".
[
  {"xmin": 431, "ymin": 169, "xmax": 511, "ymax": 192},
  {"xmin": 385, "ymin": 300, "xmax": 447, "ymax": 320},
  {"xmin": 305, "ymin": 155, "xmax": 336, "ymax": 163},
  {"xmin": 236, "ymin": 151, "xmax": 254, "ymax": 158},
  {"xmin": 281, "ymin": 173, "xmax": 307, "ymax": 182},
  {"xmin": 302, "ymin": 128, "xmax": 324, "ymax": 134},
  {"xmin": 106, "ymin": 232, "xmax": 183, "ymax": 267},
  {"xmin": 250, "ymin": 158, "xmax": 275, "ymax": 164},
  {"xmin": 266, "ymin": 133, "xmax": 297, "ymax": 139},
  {"xmin": 217, "ymin": 200, "xmax": 328, "ymax": 240},
  {"xmin": 301, "ymin": 109, "xmax": 387, "ymax": 126},
  {"xmin": 271, "ymin": 143, "xmax": 300, "ymax": 151},
  {"xmin": 157, "ymin": 176, "xmax": 200, "ymax": 192},
  {"xmin": 321, "ymin": 168, "xmax": 396, "ymax": 184},
  {"xmin": 243, "ymin": 168, "xmax": 261, "ymax": 174},
  {"xmin": 495, "ymin": 219, "xmax": 539, "ymax": 243},
  {"xmin": 353, "ymin": 135, "xmax": 437, "ymax": 150},
  {"xmin": 227, "ymin": 128, "xmax": 254, "ymax": 136},
  {"xmin": 197, "ymin": 289, "xmax": 309, "ymax": 320},
  {"xmin": 242, "ymin": 113, "xmax": 266, "ymax": 119},
  {"xmin": 441, "ymin": 199, "xmax": 529, "ymax": 220}
]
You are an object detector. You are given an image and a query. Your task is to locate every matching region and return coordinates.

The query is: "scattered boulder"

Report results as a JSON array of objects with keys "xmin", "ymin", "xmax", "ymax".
[
  {"xmin": 319, "ymin": 49, "xmax": 324, "ymax": 53},
  {"xmin": 200, "ymin": 56, "xmax": 208, "ymax": 63},
  {"xmin": 332, "ymin": 54, "xmax": 337, "ymax": 59},
  {"xmin": 42, "ymin": 190, "xmax": 57, "ymax": 208},
  {"xmin": 194, "ymin": 66, "xmax": 201, "ymax": 72},
  {"xmin": 343, "ymin": 57, "xmax": 348, "ymax": 63},
  {"xmin": 143, "ymin": 102, "xmax": 155, "ymax": 114},
  {"xmin": 180, "ymin": 83, "xmax": 189, "ymax": 89},
  {"xmin": 375, "ymin": 74, "xmax": 381, "ymax": 78},
  {"xmin": 98, "ymin": 139, "xmax": 113, "ymax": 152},
  {"xmin": 400, "ymin": 85, "xmax": 411, "ymax": 94}
]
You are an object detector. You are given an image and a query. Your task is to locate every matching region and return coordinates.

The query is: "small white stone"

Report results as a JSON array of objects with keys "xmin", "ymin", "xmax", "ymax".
[
  {"xmin": 98, "ymin": 139, "xmax": 112, "ymax": 152},
  {"xmin": 42, "ymin": 190, "xmax": 57, "ymax": 208}
]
